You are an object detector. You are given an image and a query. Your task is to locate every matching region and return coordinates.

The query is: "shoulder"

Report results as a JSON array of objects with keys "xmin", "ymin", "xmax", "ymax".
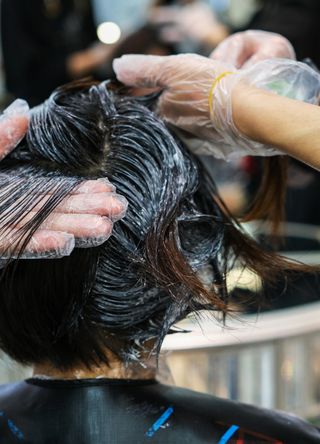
[
  {"xmin": 151, "ymin": 384, "xmax": 320, "ymax": 443},
  {"xmin": 0, "ymin": 382, "xmax": 23, "ymax": 396},
  {"xmin": 0, "ymin": 381, "xmax": 31, "ymax": 407}
]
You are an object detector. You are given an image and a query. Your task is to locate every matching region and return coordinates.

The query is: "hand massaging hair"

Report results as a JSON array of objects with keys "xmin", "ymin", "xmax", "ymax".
[{"xmin": 0, "ymin": 81, "xmax": 312, "ymax": 370}]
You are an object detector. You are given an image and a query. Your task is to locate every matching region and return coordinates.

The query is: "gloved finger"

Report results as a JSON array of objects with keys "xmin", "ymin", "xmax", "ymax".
[
  {"xmin": 73, "ymin": 178, "xmax": 116, "ymax": 193},
  {"xmin": 210, "ymin": 34, "xmax": 248, "ymax": 68},
  {"xmin": 241, "ymin": 43, "xmax": 296, "ymax": 69},
  {"xmin": 113, "ymin": 53, "xmax": 222, "ymax": 91},
  {"xmin": 39, "ymin": 179, "xmax": 116, "ymax": 196},
  {"xmin": 17, "ymin": 212, "xmax": 114, "ymax": 239},
  {"xmin": 58, "ymin": 192, "xmax": 128, "ymax": 221},
  {"xmin": 0, "ymin": 99, "xmax": 29, "ymax": 160},
  {"xmin": 24, "ymin": 230, "xmax": 75, "ymax": 257},
  {"xmin": 0, "ymin": 230, "xmax": 75, "ymax": 259},
  {"xmin": 0, "ymin": 211, "xmax": 115, "ymax": 260},
  {"xmin": 32, "ymin": 192, "xmax": 128, "ymax": 220},
  {"xmin": 211, "ymin": 31, "xmax": 296, "ymax": 69},
  {"xmin": 113, "ymin": 54, "xmax": 169, "ymax": 88},
  {"xmin": 242, "ymin": 53, "xmax": 269, "ymax": 69}
]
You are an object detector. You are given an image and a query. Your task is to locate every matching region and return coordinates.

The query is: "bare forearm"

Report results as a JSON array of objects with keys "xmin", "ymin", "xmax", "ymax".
[
  {"xmin": 203, "ymin": 24, "xmax": 229, "ymax": 48},
  {"xmin": 67, "ymin": 44, "xmax": 113, "ymax": 78},
  {"xmin": 232, "ymin": 83, "xmax": 320, "ymax": 170}
]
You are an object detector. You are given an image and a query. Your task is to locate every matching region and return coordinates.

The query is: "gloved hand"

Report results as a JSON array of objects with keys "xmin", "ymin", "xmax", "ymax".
[
  {"xmin": 0, "ymin": 100, "xmax": 127, "ymax": 259},
  {"xmin": 113, "ymin": 53, "xmax": 320, "ymax": 159},
  {"xmin": 0, "ymin": 99, "xmax": 29, "ymax": 160},
  {"xmin": 210, "ymin": 30, "xmax": 295, "ymax": 68},
  {"xmin": 115, "ymin": 53, "xmax": 232, "ymax": 142},
  {"xmin": 149, "ymin": 3, "xmax": 228, "ymax": 47}
]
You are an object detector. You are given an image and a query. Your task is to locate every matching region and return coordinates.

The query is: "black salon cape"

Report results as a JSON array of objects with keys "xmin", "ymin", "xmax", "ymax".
[
  {"xmin": 1, "ymin": 0, "xmax": 97, "ymax": 106},
  {"xmin": 0, "ymin": 379, "xmax": 319, "ymax": 443}
]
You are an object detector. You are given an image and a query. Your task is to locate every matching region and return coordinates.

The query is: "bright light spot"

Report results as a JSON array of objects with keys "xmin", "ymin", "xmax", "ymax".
[{"xmin": 97, "ymin": 22, "xmax": 121, "ymax": 45}]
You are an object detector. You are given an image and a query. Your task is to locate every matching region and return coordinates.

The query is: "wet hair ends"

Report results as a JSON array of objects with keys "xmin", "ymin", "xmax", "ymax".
[
  {"xmin": 243, "ymin": 157, "xmax": 288, "ymax": 234},
  {"xmin": 0, "ymin": 81, "xmax": 316, "ymax": 370}
]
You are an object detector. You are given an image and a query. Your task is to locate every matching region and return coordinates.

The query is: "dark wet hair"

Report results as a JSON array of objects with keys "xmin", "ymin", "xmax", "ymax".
[{"xmin": 0, "ymin": 81, "xmax": 312, "ymax": 370}]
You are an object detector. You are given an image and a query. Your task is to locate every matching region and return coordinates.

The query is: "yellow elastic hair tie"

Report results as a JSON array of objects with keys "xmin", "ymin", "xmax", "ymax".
[{"xmin": 208, "ymin": 71, "xmax": 234, "ymax": 117}]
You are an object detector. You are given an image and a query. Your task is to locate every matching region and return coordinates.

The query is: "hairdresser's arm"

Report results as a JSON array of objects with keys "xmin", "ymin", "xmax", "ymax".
[
  {"xmin": 67, "ymin": 43, "xmax": 115, "ymax": 78},
  {"xmin": 114, "ymin": 53, "xmax": 320, "ymax": 163},
  {"xmin": 149, "ymin": 3, "xmax": 229, "ymax": 48},
  {"xmin": 232, "ymin": 83, "xmax": 320, "ymax": 170}
]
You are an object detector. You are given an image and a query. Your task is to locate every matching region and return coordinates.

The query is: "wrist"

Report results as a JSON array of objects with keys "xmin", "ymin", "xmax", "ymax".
[
  {"xmin": 232, "ymin": 81, "xmax": 253, "ymax": 137},
  {"xmin": 232, "ymin": 82, "xmax": 272, "ymax": 141}
]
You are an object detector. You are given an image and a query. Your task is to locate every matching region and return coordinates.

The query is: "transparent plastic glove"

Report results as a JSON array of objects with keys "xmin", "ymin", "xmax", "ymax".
[
  {"xmin": 114, "ymin": 53, "xmax": 232, "ymax": 141},
  {"xmin": 0, "ymin": 99, "xmax": 30, "ymax": 160},
  {"xmin": 210, "ymin": 30, "xmax": 296, "ymax": 68},
  {"xmin": 149, "ymin": 3, "xmax": 225, "ymax": 46},
  {"xmin": 114, "ymin": 54, "xmax": 320, "ymax": 160},
  {"xmin": 208, "ymin": 58, "xmax": 320, "ymax": 159},
  {"xmin": 0, "ymin": 178, "xmax": 128, "ymax": 260}
]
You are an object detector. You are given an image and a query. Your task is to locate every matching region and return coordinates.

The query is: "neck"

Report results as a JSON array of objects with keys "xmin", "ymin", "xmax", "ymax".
[{"xmin": 33, "ymin": 357, "xmax": 157, "ymax": 381}]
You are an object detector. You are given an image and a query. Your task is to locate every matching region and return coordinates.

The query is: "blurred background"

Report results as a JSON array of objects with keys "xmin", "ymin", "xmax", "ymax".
[{"xmin": 1, "ymin": 0, "xmax": 320, "ymax": 426}]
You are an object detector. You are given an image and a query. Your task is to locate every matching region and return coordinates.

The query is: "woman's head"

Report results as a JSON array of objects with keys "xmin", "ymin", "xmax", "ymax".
[{"xmin": 0, "ymin": 81, "xmax": 305, "ymax": 371}]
